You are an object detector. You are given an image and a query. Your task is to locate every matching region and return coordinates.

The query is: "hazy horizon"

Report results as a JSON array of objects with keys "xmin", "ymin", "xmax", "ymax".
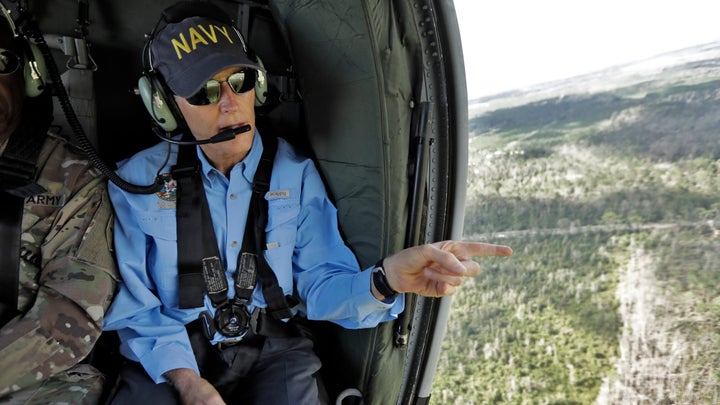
[
  {"xmin": 454, "ymin": 0, "xmax": 720, "ymax": 100},
  {"xmin": 467, "ymin": 38, "xmax": 720, "ymax": 103}
]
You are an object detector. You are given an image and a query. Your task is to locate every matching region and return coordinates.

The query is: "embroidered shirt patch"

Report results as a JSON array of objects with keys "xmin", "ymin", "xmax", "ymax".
[{"xmin": 156, "ymin": 174, "xmax": 177, "ymax": 202}]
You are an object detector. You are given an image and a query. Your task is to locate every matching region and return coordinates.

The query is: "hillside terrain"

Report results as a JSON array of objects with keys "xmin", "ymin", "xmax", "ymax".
[{"xmin": 432, "ymin": 42, "xmax": 720, "ymax": 404}]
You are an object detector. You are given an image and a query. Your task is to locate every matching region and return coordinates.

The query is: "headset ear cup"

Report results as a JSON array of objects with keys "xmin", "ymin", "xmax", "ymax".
[
  {"xmin": 138, "ymin": 75, "xmax": 178, "ymax": 132},
  {"xmin": 23, "ymin": 41, "xmax": 46, "ymax": 97},
  {"xmin": 254, "ymin": 56, "xmax": 268, "ymax": 107}
]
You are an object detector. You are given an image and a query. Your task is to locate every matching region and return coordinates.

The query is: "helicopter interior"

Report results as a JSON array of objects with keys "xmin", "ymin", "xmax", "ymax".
[{"xmin": 9, "ymin": 0, "xmax": 469, "ymax": 403}]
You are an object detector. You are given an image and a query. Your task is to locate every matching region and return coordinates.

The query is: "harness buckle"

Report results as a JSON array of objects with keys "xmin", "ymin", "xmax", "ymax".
[{"xmin": 216, "ymin": 337, "xmax": 246, "ymax": 350}]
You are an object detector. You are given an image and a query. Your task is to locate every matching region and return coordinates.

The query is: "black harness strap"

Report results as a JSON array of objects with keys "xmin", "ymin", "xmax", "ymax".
[
  {"xmin": 250, "ymin": 134, "xmax": 293, "ymax": 320},
  {"xmin": 0, "ymin": 192, "xmax": 23, "ymax": 327},
  {"xmin": 173, "ymin": 142, "xmax": 215, "ymax": 309},
  {"xmin": 174, "ymin": 134, "xmax": 292, "ymax": 319},
  {"xmin": 0, "ymin": 94, "xmax": 50, "ymax": 198}
]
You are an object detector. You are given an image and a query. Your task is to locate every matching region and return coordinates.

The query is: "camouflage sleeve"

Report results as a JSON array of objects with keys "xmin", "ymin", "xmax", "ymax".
[{"xmin": 0, "ymin": 175, "xmax": 119, "ymax": 395}]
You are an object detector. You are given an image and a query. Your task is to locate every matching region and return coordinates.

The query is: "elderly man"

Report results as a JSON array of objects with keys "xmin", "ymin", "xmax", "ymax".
[{"xmin": 103, "ymin": 2, "xmax": 511, "ymax": 404}]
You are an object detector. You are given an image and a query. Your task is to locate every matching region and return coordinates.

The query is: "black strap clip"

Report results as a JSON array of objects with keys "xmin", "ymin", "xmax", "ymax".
[{"xmin": 170, "ymin": 162, "xmax": 199, "ymax": 180}]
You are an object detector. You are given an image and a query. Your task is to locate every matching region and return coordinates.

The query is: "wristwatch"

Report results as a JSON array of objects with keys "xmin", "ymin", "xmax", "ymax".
[{"xmin": 372, "ymin": 259, "xmax": 399, "ymax": 300}]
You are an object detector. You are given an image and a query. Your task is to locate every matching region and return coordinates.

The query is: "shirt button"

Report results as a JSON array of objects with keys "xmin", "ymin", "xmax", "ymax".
[
  {"xmin": 230, "ymin": 194, "xmax": 237, "ymax": 200},
  {"xmin": 231, "ymin": 241, "xmax": 238, "ymax": 248}
]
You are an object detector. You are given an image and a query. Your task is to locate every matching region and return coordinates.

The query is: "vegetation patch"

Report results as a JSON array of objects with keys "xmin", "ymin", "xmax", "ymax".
[{"xmin": 434, "ymin": 54, "xmax": 720, "ymax": 404}]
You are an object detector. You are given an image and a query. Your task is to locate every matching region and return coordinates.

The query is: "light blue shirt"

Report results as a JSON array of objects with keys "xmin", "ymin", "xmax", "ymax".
[{"xmin": 103, "ymin": 131, "xmax": 404, "ymax": 383}]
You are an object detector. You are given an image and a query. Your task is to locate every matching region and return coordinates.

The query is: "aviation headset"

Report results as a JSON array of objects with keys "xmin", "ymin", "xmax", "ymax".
[
  {"xmin": 0, "ymin": 2, "xmax": 47, "ymax": 97},
  {"xmin": 138, "ymin": 1, "xmax": 267, "ymax": 135}
]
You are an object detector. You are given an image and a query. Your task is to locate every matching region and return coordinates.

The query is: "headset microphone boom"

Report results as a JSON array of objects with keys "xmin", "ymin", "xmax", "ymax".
[{"xmin": 152, "ymin": 124, "xmax": 252, "ymax": 146}]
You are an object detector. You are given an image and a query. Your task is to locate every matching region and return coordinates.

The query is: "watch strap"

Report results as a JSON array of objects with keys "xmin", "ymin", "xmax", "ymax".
[{"xmin": 373, "ymin": 259, "xmax": 398, "ymax": 299}]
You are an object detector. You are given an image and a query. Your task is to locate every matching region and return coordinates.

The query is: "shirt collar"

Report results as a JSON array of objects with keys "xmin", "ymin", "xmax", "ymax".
[{"xmin": 195, "ymin": 130, "xmax": 263, "ymax": 184}]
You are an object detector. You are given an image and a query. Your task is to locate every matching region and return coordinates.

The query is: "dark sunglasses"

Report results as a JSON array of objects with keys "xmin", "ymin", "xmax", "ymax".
[
  {"xmin": 185, "ymin": 70, "xmax": 257, "ymax": 106},
  {"xmin": 0, "ymin": 48, "xmax": 20, "ymax": 75}
]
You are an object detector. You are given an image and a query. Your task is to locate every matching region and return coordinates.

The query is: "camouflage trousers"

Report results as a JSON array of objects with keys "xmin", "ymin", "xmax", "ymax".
[{"xmin": 0, "ymin": 364, "xmax": 105, "ymax": 405}]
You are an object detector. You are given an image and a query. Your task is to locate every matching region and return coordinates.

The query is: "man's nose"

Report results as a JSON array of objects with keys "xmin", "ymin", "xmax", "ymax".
[{"xmin": 218, "ymin": 82, "xmax": 239, "ymax": 112}]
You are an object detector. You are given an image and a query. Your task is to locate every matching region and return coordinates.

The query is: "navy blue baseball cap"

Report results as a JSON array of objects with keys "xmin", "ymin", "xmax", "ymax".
[{"xmin": 150, "ymin": 15, "xmax": 263, "ymax": 98}]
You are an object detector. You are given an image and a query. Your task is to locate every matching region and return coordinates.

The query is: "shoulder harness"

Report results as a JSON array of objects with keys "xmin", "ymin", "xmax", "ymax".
[{"xmin": 173, "ymin": 134, "xmax": 294, "ymax": 336}]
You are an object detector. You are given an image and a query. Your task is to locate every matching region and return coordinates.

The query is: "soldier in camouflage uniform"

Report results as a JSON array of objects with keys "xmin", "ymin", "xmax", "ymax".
[{"xmin": 0, "ymin": 7, "xmax": 118, "ymax": 405}]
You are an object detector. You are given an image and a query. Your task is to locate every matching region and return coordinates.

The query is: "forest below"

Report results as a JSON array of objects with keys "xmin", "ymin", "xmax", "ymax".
[{"xmin": 432, "ymin": 46, "xmax": 720, "ymax": 404}]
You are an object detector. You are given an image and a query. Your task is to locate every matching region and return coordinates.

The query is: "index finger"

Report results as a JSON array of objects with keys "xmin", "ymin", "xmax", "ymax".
[{"xmin": 455, "ymin": 241, "xmax": 513, "ymax": 258}]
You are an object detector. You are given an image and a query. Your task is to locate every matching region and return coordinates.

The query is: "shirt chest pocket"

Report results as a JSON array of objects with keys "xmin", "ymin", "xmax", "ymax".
[
  {"xmin": 264, "ymin": 196, "xmax": 300, "ymax": 289},
  {"xmin": 136, "ymin": 210, "xmax": 177, "ymax": 241},
  {"xmin": 265, "ymin": 196, "xmax": 300, "ymax": 246}
]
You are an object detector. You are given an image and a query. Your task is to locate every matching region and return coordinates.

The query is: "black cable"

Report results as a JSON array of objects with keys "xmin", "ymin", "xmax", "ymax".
[{"xmin": 18, "ymin": 9, "xmax": 164, "ymax": 194}]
